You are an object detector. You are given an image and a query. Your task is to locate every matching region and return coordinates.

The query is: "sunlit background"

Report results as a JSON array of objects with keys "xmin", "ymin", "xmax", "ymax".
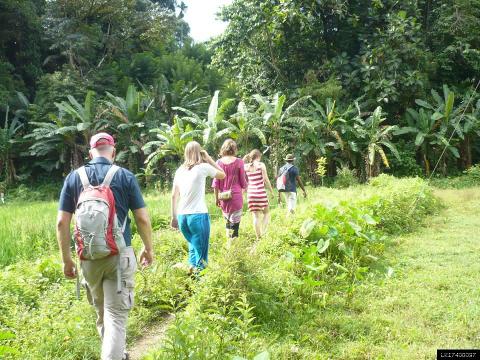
[{"xmin": 183, "ymin": 0, "xmax": 233, "ymax": 42}]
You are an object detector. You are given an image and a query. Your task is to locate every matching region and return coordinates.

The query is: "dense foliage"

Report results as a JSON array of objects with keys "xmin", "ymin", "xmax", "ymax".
[{"xmin": 0, "ymin": 0, "xmax": 479, "ymax": 189}]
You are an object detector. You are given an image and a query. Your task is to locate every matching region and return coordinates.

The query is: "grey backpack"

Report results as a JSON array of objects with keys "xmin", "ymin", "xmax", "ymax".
[{"xmin": 74, "ymin": 165, "xmax": 126, "ymax": 261}]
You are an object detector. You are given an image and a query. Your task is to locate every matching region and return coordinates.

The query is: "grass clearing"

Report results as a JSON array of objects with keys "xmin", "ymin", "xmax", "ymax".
[
  {"xmin": 1, "ymin": 177, "xmax": 477, "ymax": 359},
  {"xmin": 301, "ymin": 187, "xmax": 480, "ymax": 359}
]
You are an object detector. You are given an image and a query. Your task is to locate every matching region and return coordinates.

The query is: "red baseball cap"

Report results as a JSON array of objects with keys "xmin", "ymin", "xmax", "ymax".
[{"xmin": 90, "ymin": 132, "xmax": 115, "ymax": 149}]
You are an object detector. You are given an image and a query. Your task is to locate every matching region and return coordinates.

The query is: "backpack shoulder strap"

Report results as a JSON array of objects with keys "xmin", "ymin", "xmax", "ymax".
[
  {"xmin": 103, "ymin": 165, "xmax": 120, "ymax": 187},
  {"xmin": 285, "ymin": 164, "xmax": 294, "ymax": 173},
  {"xmin": 77, "ymin": 166, "xmax": 90, "ymax": 189}
]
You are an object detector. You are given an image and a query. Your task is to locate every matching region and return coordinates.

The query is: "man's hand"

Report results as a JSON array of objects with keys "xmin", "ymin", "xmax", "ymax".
[
  {"xmin": 139, "ymin": 248, "xmax": 154, "ymax": 268},
  {"xmin": 63, "ymin": 258, "xmax": 77, "ymax": 279},
  {"xmin": 170, "ymin": 217, "xmax": 179, "ymax": 229}
]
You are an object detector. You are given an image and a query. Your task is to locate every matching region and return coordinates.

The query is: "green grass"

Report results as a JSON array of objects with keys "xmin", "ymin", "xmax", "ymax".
[
  {"xmin": 267, "ymin": 187, "xmax": 480, "ymax": 359},
  {"xmin": 0, "ymin": 202, "xmax": 58, "ymax": 266},
  {"xmin": 2, "ymin": 178, "xmax": 475, "ymax": 359},
  {"xmin": 315, "ymin": 188, "xmax": 480, "ymax": 358},
  {"xmin": 146, "ymin": 176, "xmax": 442, "ymax": 359}
]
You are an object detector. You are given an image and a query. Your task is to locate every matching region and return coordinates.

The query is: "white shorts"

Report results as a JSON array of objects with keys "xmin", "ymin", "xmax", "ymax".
[{"xmin": 284, "ymin": 192, "xmax": 297, "ymax": 212}]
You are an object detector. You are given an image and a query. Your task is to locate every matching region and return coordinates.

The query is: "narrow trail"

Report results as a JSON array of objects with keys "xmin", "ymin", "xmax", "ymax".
[
  {"xmin": 128, "ymin": 314, "xmax": 175, "ymax": 360},
  {"xmin": 324, "ymin": 188, "xmax": 480, "ymax": 358}
]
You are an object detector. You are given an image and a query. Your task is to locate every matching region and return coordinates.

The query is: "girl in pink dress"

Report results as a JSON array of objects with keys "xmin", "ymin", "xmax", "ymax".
[
  {"xmin": 243, "ymin": 149, "xmax": 274, "ymax": 239},
  {"xmin": 212, "ymin": 139, "xmax": 247, "ymax": 239}
]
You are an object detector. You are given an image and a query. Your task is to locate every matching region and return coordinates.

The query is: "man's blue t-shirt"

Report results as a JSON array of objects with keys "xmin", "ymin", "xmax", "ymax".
[
  {"xmin": 278, "ymin": 163, "xmax": 299, "ymax": 193},
  {"xmin": 58, "ymin": 157, "xmax": 146, "ymax": 246}
]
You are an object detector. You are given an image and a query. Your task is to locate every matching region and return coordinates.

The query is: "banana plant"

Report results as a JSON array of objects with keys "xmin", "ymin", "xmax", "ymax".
[
  {"xmin": 0, "ymin": 106, "xmax": 24, "ymax": 184},
  {"xmin": 173, "ymin": 90, "xmax": 234, "ymax": 153},
  {"xmin": 306, "ymin": 98, "xmax": 362, "ymax": 171},
  {"xmin": 415, "ymin": 85, "xmax": 457, "ymax": 124},
  {"xmin": 395, "ymin": 103, "xmax": 460, "ymax": 176},
  {"xmin": 226, "ymin": 101, "xmax": 266, "ymax": 150},
  {"xmin": 143, "ymin": 116, "xmax": 201, "ymax": 173},
  {"xmin": 26, "ymin": 90, "xmax": 99, "ymax": 172},
  {"xmin": 55, "ymin": 90, "xmax": 97, "ymax": 143},
  {"xmin": 452, "ymin": 96, "xmax": 480, "ymax": 169},
  {"xmin": 105, "ymin": 85, "xmax": 154, "ymax": 170},
  {"xmin": 253, "ymin": 93, "xmax": 310, "ymax": 173},
  {"xmin": 353, "ymin": 107, "xmax": 400, "ymax": 179}
]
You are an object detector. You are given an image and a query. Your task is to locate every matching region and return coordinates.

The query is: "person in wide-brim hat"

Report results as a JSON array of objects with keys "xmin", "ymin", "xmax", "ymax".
[{"xmin": 277, "ymin": 153, "xmax": 306, "ymax": 214}]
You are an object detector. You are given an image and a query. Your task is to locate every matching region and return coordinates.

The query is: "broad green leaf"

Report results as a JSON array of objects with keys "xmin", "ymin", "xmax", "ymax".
[
  {"xmin": 333, "ymin": 262, "xmax": 349, "ymax": 272},
  {"xmin": 126, "ymin": 85, "xmax": 136, "ymax": 117},
  {"xmin": 0, "ymin": 331, "xmax": 15, "ymax": 340},
  {"xmin": 393, "ymin": 127, "xmax": 417, "ymax": 135},
  {"xmin": 414, "ymin": 132, "xmax": 425, "ymax": 146},
  {"xmin": 208, "ymin": 91, "xmax": 220, "ymax": 123},
  {"xmin": 362, "ymin": 214, "xmax": 377, "ymax": 225},
  {"xmin": 415, "ymin": 99, "xmax": 434, "ymax": 110},
  {"xmin": 0, "ymin": 345, "xmax": 18, "ymax": 355},
  {"xmin": 445, "ymin": 91, "xmax": 455, "ymax": 119},
  {"xmin": 364, "ymin": 254, "xmax": 378, "ymax": 261},
  {"xmin": 300, "ymin": 219, "xmax": 316, "ymax": 238},
  {"xmin": 431, "ymin": 112, "xmax": 443, "ymax": 121},
  {"xmin": 317, "ymin": 239, "xmax": 330, "ymax": 254},
  {"xmin": 448, "ymin": 146, "xmax": 460, "ymax": 158},
  {"xmin": 76, "ymin": 122, "xmax": 90, "ymax": 131}
]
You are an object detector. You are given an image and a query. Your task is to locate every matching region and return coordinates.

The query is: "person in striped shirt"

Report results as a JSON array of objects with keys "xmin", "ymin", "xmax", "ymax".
[{"xmin": 243, "ymin": 149, "xmax": 274, "ymax": 240}]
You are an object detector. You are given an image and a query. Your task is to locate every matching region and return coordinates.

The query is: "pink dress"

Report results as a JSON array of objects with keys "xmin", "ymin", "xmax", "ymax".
[{"xmin": 212, "ymin": 158, "xmax": 247, "ymax": 221}]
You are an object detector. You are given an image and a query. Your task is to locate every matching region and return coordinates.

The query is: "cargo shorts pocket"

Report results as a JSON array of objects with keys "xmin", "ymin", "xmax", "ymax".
[
  {"xmin": 120, "ymin": 253, "xmax": 136, "ymax": 310},
  {"xmin": 121, "ymin": 279, "xmax": 135, "ymax": 310}
]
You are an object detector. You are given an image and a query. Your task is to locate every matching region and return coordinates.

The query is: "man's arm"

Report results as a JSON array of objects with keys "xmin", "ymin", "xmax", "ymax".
[
  {"xmin": 296, "ymin": 176, "xmax": 307, "ymax": 197},
  {"xmin": 56, "ymin": 210, "xmax": 76, "ymax": 279},
  {"xmin": 133, "ymin": 207, "xmax": 154, "ymax": 266}
]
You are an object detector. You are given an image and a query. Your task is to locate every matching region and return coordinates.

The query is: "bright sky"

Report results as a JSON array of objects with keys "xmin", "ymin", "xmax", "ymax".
[{"xmin": 182, "ymin": 0, "xmax": 233, "ymax": 42}]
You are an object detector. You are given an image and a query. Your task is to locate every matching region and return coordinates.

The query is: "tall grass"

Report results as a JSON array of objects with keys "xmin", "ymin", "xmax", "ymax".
[{"xmin": 0, "ymin": 202, "xmax": 58, "ymax": 266}]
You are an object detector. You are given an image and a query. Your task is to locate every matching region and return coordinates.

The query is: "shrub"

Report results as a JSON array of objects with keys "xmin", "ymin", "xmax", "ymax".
[
  {"xmin": 431, "ymin": 164, "xmax": 480, "ymax": 189},
  {"xmin": 364, "ymin": 174, "xmax": 439, "ymax": 234},
  {"xmin": 389, "ymin": 140, "xmax": 423, "ymax": 177},
  {"xmin": 333, "ymin": 167, "xmax": 359, "ymax": 188}
]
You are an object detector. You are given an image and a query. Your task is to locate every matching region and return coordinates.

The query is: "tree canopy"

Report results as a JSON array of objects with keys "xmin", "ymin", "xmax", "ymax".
[{"xmin": 0, "ymin": 0, "xmax": 479, "ymax": 187}]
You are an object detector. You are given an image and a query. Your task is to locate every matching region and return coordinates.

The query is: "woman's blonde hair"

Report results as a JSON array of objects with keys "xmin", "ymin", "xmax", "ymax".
[
  {"xmin": 219, "ymin": 139, "xmax": 238, "ymax": 157},
  {"xmin": 243, "ymin": 149, "xmax": 262, "ymax": 164},
  {"xmin": 183, "ymin": 141, "xmax": 203, "ymax": 170}
]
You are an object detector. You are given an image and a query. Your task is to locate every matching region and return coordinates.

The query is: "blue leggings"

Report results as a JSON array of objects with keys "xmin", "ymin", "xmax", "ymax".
[{"xmin": 177, "ymin": 213, "xmax": 210, "ymax": 269}]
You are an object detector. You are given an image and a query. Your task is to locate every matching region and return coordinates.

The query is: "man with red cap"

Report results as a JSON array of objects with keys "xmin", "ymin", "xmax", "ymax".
[{"xmin": 56, "ymin": 132, "xmax": 154, "ymax": 360}]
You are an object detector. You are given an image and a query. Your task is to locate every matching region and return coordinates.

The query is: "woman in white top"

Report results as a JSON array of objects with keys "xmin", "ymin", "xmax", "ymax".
[{"xmin": 171, "ymin": 141, "xmax": 225, "ymax": 272}]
